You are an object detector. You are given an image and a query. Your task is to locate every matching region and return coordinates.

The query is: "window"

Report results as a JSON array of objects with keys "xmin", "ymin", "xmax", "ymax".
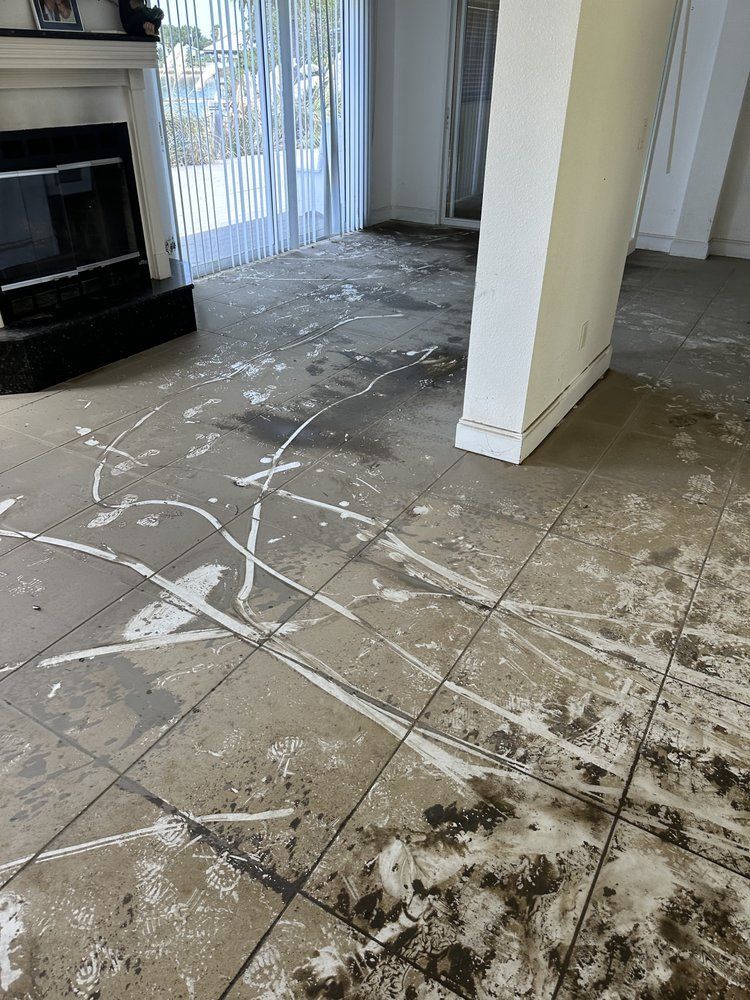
[{"xmin": 158, "ymin": 0, "xmax": 369, "ymax": 276}]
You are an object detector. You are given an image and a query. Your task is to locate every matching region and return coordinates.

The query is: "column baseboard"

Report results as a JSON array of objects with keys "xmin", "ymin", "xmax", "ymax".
[
  {"xmin": 670, "ymin": 238, "xmax": 709, "ymax": 260},
  {"xmin": 455, "ymin": 345, "xmax": 612, "ymax": 465}
]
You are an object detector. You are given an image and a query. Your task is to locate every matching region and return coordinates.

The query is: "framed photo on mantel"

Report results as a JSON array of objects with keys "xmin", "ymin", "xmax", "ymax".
[{"xmin": 30, "ymin": 0, "xmax": 85, "ymax": 31}]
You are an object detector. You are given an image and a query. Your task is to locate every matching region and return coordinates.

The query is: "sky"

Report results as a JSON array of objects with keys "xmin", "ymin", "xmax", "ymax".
[{"xmin": 162, "ymin": 0, "xmax": 228, "ymax": 38}]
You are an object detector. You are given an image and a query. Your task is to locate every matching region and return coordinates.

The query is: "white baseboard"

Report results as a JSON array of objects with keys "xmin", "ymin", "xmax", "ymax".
[
  {"xmin": 367, "ymin": 206, "xmax": 395, "ymax": 226},
  {"xmin": 455, "ymin": 345, "xmax": 612, "ymax": 465},
  {"xmin": 670, "ymin": 238, "xmax": 709, "ymax": 260},
  {"xmin": 635, "ymin": 232, "xmax": 673, "ymax": 253},
  {"xmin": 633, "ymin": 232, "xmax": 750, "ymax": 260},
  {"xmin": 709, "ymin": 237, "xmax": 750, "ymax": 260},
  {"xmin": 366, "ymin": 205, "xmax": 440, "ymax": 227}
]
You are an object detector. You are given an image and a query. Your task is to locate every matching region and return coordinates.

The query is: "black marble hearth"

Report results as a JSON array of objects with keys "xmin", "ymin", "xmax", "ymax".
[{"xmin": 0, "ymin": 261, "xmax": 195, "ymax": 393}]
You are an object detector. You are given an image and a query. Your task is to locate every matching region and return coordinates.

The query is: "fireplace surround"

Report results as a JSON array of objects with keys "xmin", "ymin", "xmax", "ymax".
[
  {"xmin": 0, "ymin": 28, "xmax": 196, "ymax": 392},
  {"xmin": 0, "ymin": 122, "xmax": 148, "ymax": 324}
]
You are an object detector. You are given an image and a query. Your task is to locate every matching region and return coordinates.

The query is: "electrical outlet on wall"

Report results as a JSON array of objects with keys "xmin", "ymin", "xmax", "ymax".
[{"xmin": 578, "ymin": 320, "xmax": 589, "ymax": 350}]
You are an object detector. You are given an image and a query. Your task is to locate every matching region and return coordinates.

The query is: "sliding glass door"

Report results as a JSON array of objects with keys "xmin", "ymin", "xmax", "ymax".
[
  {"xmin": 445, "ymin": 0, "xmax": 499, "ymax": 224},
  {"xmin": 157, "ymin": 0, "xmax": 369, "ymax": 277}
]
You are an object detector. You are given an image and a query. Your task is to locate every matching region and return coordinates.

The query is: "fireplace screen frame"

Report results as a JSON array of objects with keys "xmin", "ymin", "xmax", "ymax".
[{"xmin": 0, "ymin": 122, "xmax": 149, "ymax": 323}]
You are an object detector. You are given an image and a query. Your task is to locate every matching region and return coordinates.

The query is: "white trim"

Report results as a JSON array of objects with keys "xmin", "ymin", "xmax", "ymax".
[
  {"xmin": 78, "ymin": 252, "xmax": 141, "ymax": 272},
  {"xmin": 2, "ymin": 269, "xmax": 77, "ymax": 291},
  {"xmin": 367, "ymin": 206, "xmax": 480, "ymax": 230},
  {"xmin": 709, "ymin": 238, "xmax": 750, "ymax": 260},
  {"xmin": 125, "ymin": 68, "xmax": 171, "ymax": 279},
  {"xmin": 61, "ymin": 157, "xmax": 123, "ymax": 171},
  {"xmin": 439, "ymin": 0, "xmax": 461, "ymax": 225},
  {"xmin": 669, "ymin": 237, "xmax": 709, "ymax": 259},
  {"xmin": 0, "ymin": 37, "xmax": 157, "ymax": 72},
  {"xmin": 633, "ymin": 233, "xmax": 750, "ymax": 260},
  {"xmin": 369, "ymin": 205, "xmax": 441, "ymax": 226},
  {"xmin": 635, "ymin": 231, "xmax": 673, "ymax": 253},
  {"xmin": 0, "ymin": 157, "xmax": 122, "ymax": 178},
  {"xmin": 0, "ymin": 38, "xmax": 172, "ymax": 283},
  {"xmin": 631, "ymin": 0, "xmax": 685, "ymax": 246},
  {"xmin": 1, "ymin": 253, "xmax": 141, "ymax": 292},
  {"xmin": 367, "ymin": 205, "xmax": 396, "ymax": 225},
  {"xmin": 0, "ymin": 69, "xmax": 129, "ymax": 90},
  {"xmin": 455, "ymin": 345, "xmax": 612, "ymax": 465},
  {"xmin": 442, "ymin": 216, "xmax": 480, "ymax": 231}
]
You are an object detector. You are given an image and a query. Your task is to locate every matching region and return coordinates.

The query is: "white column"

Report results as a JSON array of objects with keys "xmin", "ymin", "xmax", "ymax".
[
  {"xmin": 456, "ymin": 0, "xmax": 677, "ymax": 465},
  {"xmin": 126, "ymin": 68, "xmax": 173, "ymax": 280},
  {"xmin": 670, "ymin": 0, "xmax": 750, "ymax": 258}
]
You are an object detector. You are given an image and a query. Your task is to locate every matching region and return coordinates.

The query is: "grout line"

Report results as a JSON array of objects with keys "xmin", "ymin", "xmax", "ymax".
[
  {"xmin": 551, "ymin": 450, "xmax": 748, "ymax": 997},
  {"xmin": 215, "ymin": 257, "xmax": 750, "ymax": 997},
  {"xmin": 545, "ymin": 526, "xmax": 705, "ymax": 582},
  {"xmin": 613, "ymin": 808, "xmax": 750, "ymax": 884},
  {"xmin": 0, "ymin": 311, "xmax": 458, "ymax": 685},
  {"xmin": 549, "ymin": 267, "xmax": 750, "ymax": 997},
  {"xmin": 297, "ymin": 889, "xmax": 472, "ymax": 999},
  {"xmin": 0, "ymin": 300, "xmax": 470, "ymax": 925},
  {"xmin": 0, "ymin": 316, "xmax": 464, "ymax": 695},
  {"xmin": 2, "ymin": 242, "xmax": 747, "ymax": 995},
  {"xmin": 215, "ymin": 449, "xmax": 473, "ymax": 998}
]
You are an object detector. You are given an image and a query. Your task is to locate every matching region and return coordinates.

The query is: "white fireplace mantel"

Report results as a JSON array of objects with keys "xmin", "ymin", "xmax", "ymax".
[
  {"xmin": 0, "ymin": 32, "xmax": 158, "ymax": 73},
  {"xmin": 0, "ymin": 33, "xmax": 175, "ymax": 295}
]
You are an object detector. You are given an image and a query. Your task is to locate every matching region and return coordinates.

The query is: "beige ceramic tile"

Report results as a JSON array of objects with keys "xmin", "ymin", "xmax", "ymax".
[
  {"xmin": 128, "ymin": 649, "xmax": 400, "ymax": 883},
  {"xmin": 229, "ymin": 895, "xmax": 460, "ymax": 998},
  {"xmin": 623, "ymin": 678, "xmax": 750, "ymax": 876},
  {"xmin": 307, "ymin": 736, "xmax": 611, "ymax": 999},
  {"xmin": 672, "ymin": 580, "xmax": 750, "ymax": 704},
  {"xmin": 0, "ymin": 780, "xmax": 283, "ymax": 997},
  {"xmin": 0, "ymin": 702, "xmax": 111, "ymax": 889},
  {"xmin": 554, "ymin": 473, "xmax": 720, "ymax": 576},
  {"xmin": 558, "ymin": 820, "xmax": 750, "ymax": 999},
  {"xmin": 425, "ymin": 606, "xmax": 661, "ymax": 810},
  {"xmin": 2, "ymin": 586, "xmax": 251, "ymax": 769}
]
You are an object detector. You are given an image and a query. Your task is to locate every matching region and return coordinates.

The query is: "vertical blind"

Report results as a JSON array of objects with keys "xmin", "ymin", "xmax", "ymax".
[{"xmin": 157, "ymin": 0, "xmax": 369, "ymax": 277}]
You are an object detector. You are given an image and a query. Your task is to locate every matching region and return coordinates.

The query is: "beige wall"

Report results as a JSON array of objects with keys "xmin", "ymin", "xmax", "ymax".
[
  {"xmin": 458, "ymin": 0, "xmax": 676, "ymax": 463},
  {"xmin": 526, "ymin": 0, "xmax": 677, "ymax": 424}
]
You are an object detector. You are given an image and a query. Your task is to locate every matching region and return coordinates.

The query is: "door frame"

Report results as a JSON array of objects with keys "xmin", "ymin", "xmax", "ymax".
[{"xmin": 438, "ymin": 0, "xmax": 483, "ymax": 230}]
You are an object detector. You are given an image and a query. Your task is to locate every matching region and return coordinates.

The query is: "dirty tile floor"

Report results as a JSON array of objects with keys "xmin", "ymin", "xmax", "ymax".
[{"xmin": 1, "ymin": 226, "xmax": 749, "ymax": 998}]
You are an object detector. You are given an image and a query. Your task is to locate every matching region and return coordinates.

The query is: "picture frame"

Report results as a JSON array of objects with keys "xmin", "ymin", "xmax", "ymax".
[{"xmin": 29, "ymin": 0, "xmax": 85, "ymax": 31}]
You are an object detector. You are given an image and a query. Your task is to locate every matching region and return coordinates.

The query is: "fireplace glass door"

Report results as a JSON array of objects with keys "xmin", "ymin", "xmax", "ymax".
[{"xmin": 1, "ymin": 158, "xmax": 140, "ymax": 291}]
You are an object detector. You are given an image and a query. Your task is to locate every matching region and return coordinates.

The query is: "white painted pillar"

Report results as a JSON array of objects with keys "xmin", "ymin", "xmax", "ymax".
[
  {"xmin": 126, "ymin": 68, "xmax": 173, "ymax": 280},
  {"xmin": 670, "ymin": 0, "xmax": 750, "ymax": 258},
  {"xmin": 456, "ymin": 0, "xmax": 677, "ymax": 465}
]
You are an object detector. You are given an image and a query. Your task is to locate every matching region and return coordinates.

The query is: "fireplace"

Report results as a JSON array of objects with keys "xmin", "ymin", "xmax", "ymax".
[
  {"xmin": 0, "ymin": 29, "xmax": 196, "ymax": 393},
  {"xmin": 0, "ymin": 123, "xmax": 149, "ymax": 324}
]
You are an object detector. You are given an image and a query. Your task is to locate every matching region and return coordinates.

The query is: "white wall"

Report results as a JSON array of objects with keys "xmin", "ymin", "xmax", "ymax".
[
  {"xmin": 0, "ymin": 0, "xmax": 123, "ymax": 31},
  {"xmin": 637, "ymin": 0, "xmax": 723, "ymax": 250},
  {"xmin": 713, "ymin": 77, "xmax": 750, "ymax": 257},
  {"xmin": 369, "ymin": 0, "xmax": 453, "ymax": 225},
  {"xmin": 636, "ymin": 0, "xmax": 750, "ymax": 258}
]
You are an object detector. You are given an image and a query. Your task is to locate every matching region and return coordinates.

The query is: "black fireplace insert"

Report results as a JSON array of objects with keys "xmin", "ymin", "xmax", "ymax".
[{"xmin": 0, "ymin": 123, "xmax": 149, "ymax": 324}]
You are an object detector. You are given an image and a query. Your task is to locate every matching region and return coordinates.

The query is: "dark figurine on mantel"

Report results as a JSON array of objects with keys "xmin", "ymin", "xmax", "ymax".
[{"xmin": 118, "ymin": 0, "xmax": 164, "ymax": 37}]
